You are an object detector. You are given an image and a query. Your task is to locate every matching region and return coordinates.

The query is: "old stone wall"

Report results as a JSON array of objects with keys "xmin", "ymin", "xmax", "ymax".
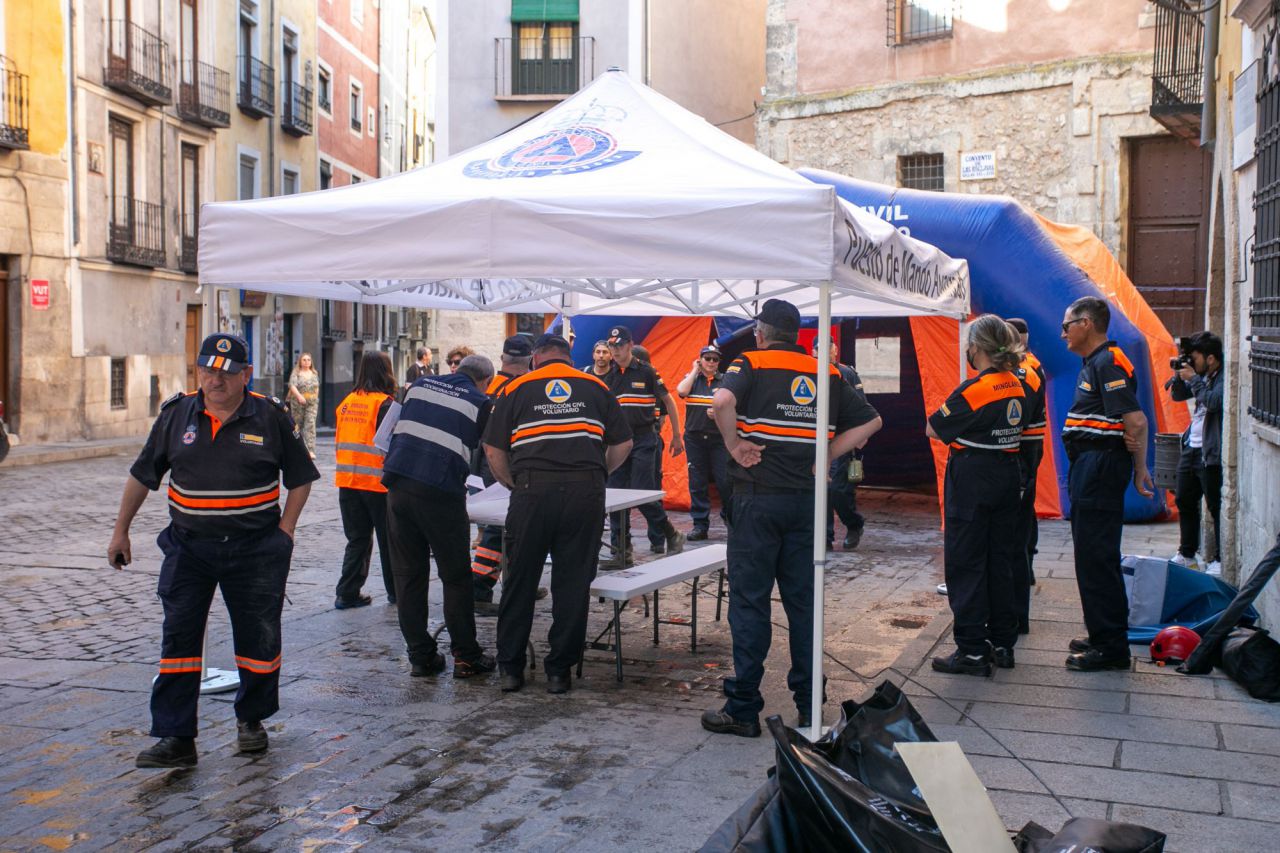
[{"xmin": 758, "ymin": 53, "xmax": 1162, "ymax": 258}]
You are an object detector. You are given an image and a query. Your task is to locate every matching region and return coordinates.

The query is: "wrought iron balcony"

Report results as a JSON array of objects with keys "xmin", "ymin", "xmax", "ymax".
[
  {"xmin": 105, "ymin": 20, "xmax": 173, "ymax": 106},
  {"xmin": 179, "ymin": 213, "xmax": 198, "ymax": 274},
  {"xmin": 177, "ymin": 60, "xmax": 230, "ymax": 128},
  {"xmin": 1150, "ymin": 1, "xmax": 1204, "ymax": 141},
  {"xmin": 494, "ymin": 36, "xmax": 595, "ymax": 98},
  {"xmin": 237, "ymin": 55, "xmax": 274, "ymax": 118},
  {"xmin": 0, "ymin": 56, "xmax": 29, "ymax": 150},
  {"xmin": 281, "ymin": 82, "xmax": 313, "ymax": 136},
  {"xmin": 108, "ymin": 197, "xmax": 165, "ymax": 268}
]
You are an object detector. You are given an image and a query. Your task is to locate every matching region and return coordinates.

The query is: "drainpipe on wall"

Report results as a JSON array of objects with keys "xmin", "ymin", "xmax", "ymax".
[
  {"xmin": 156, "ymin": 0, "xmax": 166, "ymax": 263},
  {"xmin": 66, "ymin": 0, "xmax": 78, "ymax": 246},
  {"xmin": 268, "ymin": 0, "xmax": 275, "ymax": 196},
  {"xmin": 1201, "ymin": 3, "xmax": 1220, "ymax": 149}
]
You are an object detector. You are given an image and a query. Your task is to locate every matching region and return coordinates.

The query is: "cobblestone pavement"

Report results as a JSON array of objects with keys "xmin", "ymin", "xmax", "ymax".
[{"xmin": 0, "ymin": 440, "xmax": 949, "ymax": 851}]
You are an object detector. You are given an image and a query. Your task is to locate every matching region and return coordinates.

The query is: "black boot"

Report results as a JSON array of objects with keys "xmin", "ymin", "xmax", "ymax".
[{"xmin": 136, "ymin": 736, "xmax": 197, "ymax": 769}]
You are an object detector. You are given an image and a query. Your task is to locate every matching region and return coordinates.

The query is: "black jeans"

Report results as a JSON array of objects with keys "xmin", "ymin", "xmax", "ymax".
[
  {"xmin": 942, "ymin": 452, "xmax": 1021, "ymax": 655},
  {"xmin": 685, "ymin": 431, "xmax": 731, "ymax": 532},
  {"xmin": 336, "ymin": 487, "xmax": 392, "ymax": 602},
  {"xmin": 826, "ymin": 453, "xmax": 864, "ymax": 542},
  {"xmin": 608, "ymin": 429, "xmax": 669, "ymax": 549},
  {"xmin": 386, "ymin": 485, "xmax": 483, "ymax": 664},
  {"xmin": 496, "ymin": 471, "xmax": 606, "ymax": 677},
  {"xmin": 1068, "ymin": 447, "xmax": 1132, "ymax": 656},
  {"xmin": 1176, "ymin": 448, "xmax": 1222, "ymax": 561},
  {"xmin": 151, "ymin": 524, "xmax": 293, "ymax": 737}
]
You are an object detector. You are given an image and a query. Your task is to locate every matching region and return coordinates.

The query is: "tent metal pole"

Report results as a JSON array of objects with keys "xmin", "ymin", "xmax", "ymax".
[{"xmin": 810, "ymin": 281, "xmax": 832, "ymax": 740}]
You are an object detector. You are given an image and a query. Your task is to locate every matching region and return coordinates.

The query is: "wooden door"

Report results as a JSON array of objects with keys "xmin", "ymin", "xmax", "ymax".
[
  {"xmin": 0, "ymin": 265, "xmax": 9, "ymax": 420},
  {"xmin": 1127, "ymin": 136, "xmax": 1212, "ymax": 337},
  {"xmin": 180, "ymin": 0, "xmax": 198, "ymax": 95},
  {"xmin": 109, "ymin": 115, "xmax": 134, "ymax": 240},
  {"xmin": 185, "ymin": 305, "xmax": 201, "ymax": 389}
]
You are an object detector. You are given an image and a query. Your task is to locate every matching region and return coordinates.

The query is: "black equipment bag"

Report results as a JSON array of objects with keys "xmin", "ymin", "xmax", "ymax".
[{"xmin": 1218, "ymin": 627, "xmax": 1280, "ymax": 702}]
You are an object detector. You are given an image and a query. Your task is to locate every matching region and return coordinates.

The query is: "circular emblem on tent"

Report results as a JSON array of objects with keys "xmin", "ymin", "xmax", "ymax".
[
  {"xmin": 1007, "ymin": 398, "xmax": 1023, "ymax": 427},
  {"xmin": 463, "ymin": 126, "xmax": 641, "ymax": 179},
  {"xmin": 790, "ymin": 376, "xmax": 816, "ymax": 405},
  {"xmin": 182, "ymin": 425, "xmax": 198, "ymax": 445},
  {"xmin": 215, "ymin": 338, "xmax": 232, "ymax": 353},
  {"xmin": 545, "ymin": 379, "xmax": 573, "ymax": 402}
]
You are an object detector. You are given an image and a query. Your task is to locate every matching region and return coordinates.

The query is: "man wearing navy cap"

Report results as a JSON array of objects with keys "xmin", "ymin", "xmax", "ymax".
[{"xmin": 108, "ymin": 333, "xmax": 319, "ymax": 767}]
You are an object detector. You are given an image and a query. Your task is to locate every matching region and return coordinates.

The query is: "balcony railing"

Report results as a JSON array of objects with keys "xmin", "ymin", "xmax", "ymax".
[
  {"xmin": 108, "ymin": 197, "xmax": 165, "ymax": 268},
  {"xmin": 281, "ymin": 81, "xmax": 313, "ymax": 136},
  {"xmin": 1150, "ymin": 1, "xmax": 1204, "ymax": 141},
  {"xmin": 177, "ymin": 60, "xmax": 230, "ymax": 128},
  {"xmin": 237, "ymin": 55, "xmax": 274, "ymax": 118},
  {"xmin": 105, "ymin": 20, "xmax": 173, "ymax": 106},
  {"xmin": 179, "ymin": 213, "xmax": 198, "ymax": 274},
  {"xmin": 494, "ymin": 36, "xmax": 595, "ymax": 98},
  {"xmin": 0, "ymin": 56, "xmax": 29, "ymax": 150}
]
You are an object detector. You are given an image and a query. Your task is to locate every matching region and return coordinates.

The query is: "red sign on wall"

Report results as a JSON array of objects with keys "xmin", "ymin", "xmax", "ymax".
[{"xmin": 30, "ymin": 279, "xmax": 50, "ymax": 310}]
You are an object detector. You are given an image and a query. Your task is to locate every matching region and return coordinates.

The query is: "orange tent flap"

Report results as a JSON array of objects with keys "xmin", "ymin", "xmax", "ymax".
[
  {"xmin": 1033, "ymin": 213, "xmax": 1190, "ymax": 438},
  {"xmin": 641, "ymin": 316, "xmax": 715, "ymax": 511},
  {"xmin": 909, "ymin": 316, "xmax": 961, "ymax": 524}
]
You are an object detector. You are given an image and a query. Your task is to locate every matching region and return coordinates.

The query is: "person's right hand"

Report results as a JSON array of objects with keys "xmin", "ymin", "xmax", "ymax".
[
  {"xmin": 691, "ymin": 359, "xmax": 701, "ymax": 373},
  {"xmin": 106, "ymin": 532, "xmax": 131, "ymax": 569},
  {"xmin": 1177, "ymin": 365, "xmax": 1196, "ymax": 383}
]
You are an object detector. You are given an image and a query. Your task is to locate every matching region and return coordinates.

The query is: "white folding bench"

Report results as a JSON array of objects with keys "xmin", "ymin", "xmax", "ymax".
[{"xmin": 584, "ymin": 544, "xmax": 728, "ymax": 681}]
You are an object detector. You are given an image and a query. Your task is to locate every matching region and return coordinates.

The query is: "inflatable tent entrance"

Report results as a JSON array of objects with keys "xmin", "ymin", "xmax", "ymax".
[{"xmin": 802, "ymin": 171, "xmax": 1189, "ymax": 523}]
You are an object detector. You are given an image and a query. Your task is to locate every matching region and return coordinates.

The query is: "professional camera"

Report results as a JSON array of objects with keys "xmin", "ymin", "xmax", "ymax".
[{"xmin": 1169, "ymin": 336, "xmax": 1193, "ymax": 371}]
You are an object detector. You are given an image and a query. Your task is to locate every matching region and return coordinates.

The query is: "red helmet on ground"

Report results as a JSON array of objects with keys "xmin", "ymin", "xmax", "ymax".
[{"xmin": 1150, "ymin": 626, "xmax": 1201, "ymax": 665}]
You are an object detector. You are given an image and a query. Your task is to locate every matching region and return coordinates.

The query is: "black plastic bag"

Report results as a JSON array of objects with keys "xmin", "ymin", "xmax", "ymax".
[
  {"xmin": 1219, "ymin": 627, "xmax": 1280, "ymax": 702},
  {"xmin": 698, "ymin": 774, "xmax": 804, "ymax": 853},
  {"xmin": 1014, "ymin": 817, "xmax": 1165, "ymax": 852}
]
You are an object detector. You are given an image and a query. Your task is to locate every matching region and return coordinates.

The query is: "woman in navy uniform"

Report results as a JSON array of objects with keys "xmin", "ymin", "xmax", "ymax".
[{"xmin": 926, "ymin": 315, "xmax": 1027, "ymax": 676}]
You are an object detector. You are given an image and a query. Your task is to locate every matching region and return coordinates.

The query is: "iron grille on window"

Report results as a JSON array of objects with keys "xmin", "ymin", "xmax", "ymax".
[
  {"xmin": 886, "ymin": 1, "xmax": 953, "ymax": 47},
  {"xmin": 1148, "ymin": 1, "xmax": 1204, "ymax": 141},
  {"xmin": 1251, "ymin": 34, "xmax": 1280, "ymax": 426},
  {"xmin": 110, "ymin": 359, "xmax": 127, "ymax": 410},
  {"xmin": 0, "ymin": 55, "xmax": 30, "ymax": 150},
  {"xmin": 898, "ymin": 153, "xmax": 944, "ymax": 191}
]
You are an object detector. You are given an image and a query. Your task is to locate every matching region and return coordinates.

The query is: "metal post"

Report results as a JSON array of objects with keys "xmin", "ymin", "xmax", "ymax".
[{"xmin": 810, "ymin": 281, "xmax": 832, "ymax": 740}]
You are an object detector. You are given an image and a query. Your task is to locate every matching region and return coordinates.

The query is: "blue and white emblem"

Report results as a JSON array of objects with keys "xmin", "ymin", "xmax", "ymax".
[
  {"xmin": 464, "ymin": 126, "xmax": 640, "ymax": 179},
  {"xmin": 545, "ymin": 380, "xmax": 573, "ymax": 402},
  {"xmin": 790, "ymin": 377, "xmax": 816, "ymax": 405},
  {"xmin": 1006, "ymin": 399, "xmax": 1023, "ymax": 427}
]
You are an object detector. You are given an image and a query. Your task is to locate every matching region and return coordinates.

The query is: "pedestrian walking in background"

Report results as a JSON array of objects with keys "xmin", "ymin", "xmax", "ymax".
[
  {"xmin": 445, "ymin": 345, "xmax": 473, "ymax": 373},
  {"xmin": 584, "ymin": 340, "xmax": 612, "ymax": 377},
  {"xmin": 1169, "ymin": 331, "xmax": 1224, "ymax": 575},
  {"xmin": 1060, "ymin": 296, "xmax": 1154, "ymax": 672},
  {"xmin": 287, "ymin": 352, "xmax": 320, "ymax": 459},
  {"xmin": 383, "ymin": 354, "xmax": 497, "ymax": 680},
  {"xmin": 815, "ymin": 338, "xmax": 869, "ymax": 551},
  {"xmin": 926, "ymin": 315, "xmax": 1026, "ymax": 676},
  {"xmin": 676, "ymin": 344, "xmax": 732, "ymax": 541},
  {"xmin": 1008, "ymin": 318, "xmax": 1047, "ymax": 634},
  {"xmin": 404, "ymin": 346, "xmax": 434, "ymax": 391},
  {"xmin": 483, "ymin": 334, "xmax": 633, "ymax": 694},
  {"xmin": 701, "ymin": 300, "xmax": 881, "ymax": 737},
  {"xmin": 108, "ymin": 333, "xmax": 318, "ymax": 768},
  {"xmin": 334, "ymin": 351, "xmax": 397, "ymax": 610}
]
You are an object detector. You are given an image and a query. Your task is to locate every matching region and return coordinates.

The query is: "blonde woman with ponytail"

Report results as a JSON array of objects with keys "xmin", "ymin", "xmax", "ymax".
[{"xmin": 925, "ymin": 314, "xmax": 1028, "ymax": 677}]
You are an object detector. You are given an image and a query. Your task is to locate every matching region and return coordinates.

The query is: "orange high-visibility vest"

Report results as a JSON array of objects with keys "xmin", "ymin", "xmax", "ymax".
[{"xmin": 334, "ymin": 391, "xmax": 391, "ymax": 492}]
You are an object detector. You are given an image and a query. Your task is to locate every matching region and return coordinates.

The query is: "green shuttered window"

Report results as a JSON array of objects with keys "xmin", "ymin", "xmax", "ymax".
[{"xmin": 511, "ymin": 0, "xmax": 579, "ymax": 23}]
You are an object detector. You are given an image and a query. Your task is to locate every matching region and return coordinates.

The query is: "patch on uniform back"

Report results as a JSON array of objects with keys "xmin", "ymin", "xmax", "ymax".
[
  {"xmin": 1006, "ymin": 399, "xmax": 1023, "ymax": 426},
  {"xmin": 240, "ymin": 433, "xmax": 264, "ymax": 446},
  {"xmin": 545, "ymin": 379, "xmax": 573, "ymax": 402},
  {"xmin": 789, "ymin": 376, "xmax": 816, "ymax": 405},
  {"xmin": 182, "ymin": 424, "xmax": 198, "ymax": 445}
]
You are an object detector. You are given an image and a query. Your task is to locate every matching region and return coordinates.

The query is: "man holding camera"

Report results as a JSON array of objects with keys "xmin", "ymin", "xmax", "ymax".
[{"xmin": 1169, "ymin": 332, "xmax": 1224, "ymax": 576}]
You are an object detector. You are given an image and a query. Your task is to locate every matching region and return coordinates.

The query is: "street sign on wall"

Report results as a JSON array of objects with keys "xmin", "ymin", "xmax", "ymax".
[
  {"xmin": 960, "ymin": 151, "xmax": 996, "ymax": 181},
  {"xmin": 30, "ymin": 279, "xmax": 50, "ymax": 310}
]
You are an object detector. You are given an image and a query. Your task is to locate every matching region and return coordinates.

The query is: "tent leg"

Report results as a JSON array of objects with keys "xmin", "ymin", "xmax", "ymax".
[{"xmin": 810, "ymin": 281, "xmax": 832, "ymax": 741}]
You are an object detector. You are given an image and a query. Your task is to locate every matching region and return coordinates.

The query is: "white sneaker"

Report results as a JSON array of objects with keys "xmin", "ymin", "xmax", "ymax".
[
  {"xmin": 936, "ymin": 583, "xmax": 948, "ymax": 595},
  {"xmin": 1170, "ymin": 553, "xmax": 1201, "ymax": 571},
  {"xmin": 1206, "ymin": 561, "xmax": 1222, "ymax": 577}
]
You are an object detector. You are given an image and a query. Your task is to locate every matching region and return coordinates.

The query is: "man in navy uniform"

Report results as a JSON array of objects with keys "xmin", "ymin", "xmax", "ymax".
[{"xmin": 108, "ymin": 333, "xmax": 318, "ymax": 768}]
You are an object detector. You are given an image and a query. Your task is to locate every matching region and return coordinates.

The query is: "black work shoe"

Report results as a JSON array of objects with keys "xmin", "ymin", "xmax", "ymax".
[
  {"xmin": 700, "ymin": 708, "xmax": 762, "ymax": 738},
  {"xmin": 386, "ymin": 594, "xmax": 397, "ymax": 605},
  {"xmin": 474, "ymin": 599, "xmax": 499, "ymax": 617},
  {"xmin": 842, "ymin": 528, "xmax": 863, "ymax": 550},
  {"xmin": 334, "ymin": 594, "xmax": 373, "ymax": 610},
  {"xmin": 796, "ymin": 710, "xmax": 813, "ymax": 730},
  {"xmin": 931, "ymin": 650, "xmax": 993, "ymax": 677},
  {"xmin": 500, "ymin": 672, "xmax": 525, "ymax": 693},
  {"xmin": 410, "ymin": 653, "xmax": 446, "ymax": 677},
  {"xmin": 236, "ymin": 720, "xmax": 268, "ymax": 754},
  {"xmin": 1068, "ymin": 636, "xmax": 1092, "ymax": 653},
  {"xmin": 1065, "ymin": 648, "xmax": 1131, "ymax": 672},
  {"xmin": 650, "ymin": 540, "xmax": 666, "ymax": 554},
  {"xmin": 453, "ymin": 654, "xmax": 496, "ymax": 680},
  {"xmin": 688, "ymin": 529, "xmax": 709, "ymax": 542},
  {"xmin": 992, "ymin": 647, "xmax": 1015, "ymax": 669},
  {"xmin": 546, "ymin": 673, "xmax": 572, "ymax": 694},
  {"xmin": 136, "ymin": 736, "xmax": 197, "ymax": 769},
  {"xmin": 666, "ymin": 525, "xmax": 686, "ymax": 555}
]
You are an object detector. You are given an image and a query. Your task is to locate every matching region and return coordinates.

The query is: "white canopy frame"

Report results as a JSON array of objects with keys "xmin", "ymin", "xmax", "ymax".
[{"xmin": 198, "ymin": 70, "xmax": 971, "ymax": 739}]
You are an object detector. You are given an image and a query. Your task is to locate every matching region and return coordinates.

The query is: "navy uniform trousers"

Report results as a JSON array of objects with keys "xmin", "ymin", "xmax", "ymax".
[
  {"xmin": 151, "ymin": 524, "xmax": 293, "ymax": 738},
  {"xmin": 1067, "ymin": 447, "xmax": 1133, "ymax": 656},
  {"xmin": 685, "ymin": 431, "xmax": 731, "ymax": 533},
  {"xmin": 1012, "ymin": 450, "xmax": 1042, "ymax": 633},
  {"xmin": 943, "ymin": 452, "xmax": 1021, "ymax": 656},
  {"xmin": 608, "ymin": 429, "xmax": 669, "ymax": 550}
]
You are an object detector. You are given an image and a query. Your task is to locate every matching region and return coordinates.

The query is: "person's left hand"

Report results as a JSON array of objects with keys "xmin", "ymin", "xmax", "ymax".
[
  {"xmin": 279, "ymin": 524, "xmax": 295, "ymax": 542},
  {"xmin": 1177, "ymin": 365, "xmax": 1196, "ymax": 383},
  {"xmin": 669, "ymin": 435, "xmax": 685, "ymax": 458},
  {"xmin": 1134, "ymin": 469, "xmax": 1155, "ymax": 498}
]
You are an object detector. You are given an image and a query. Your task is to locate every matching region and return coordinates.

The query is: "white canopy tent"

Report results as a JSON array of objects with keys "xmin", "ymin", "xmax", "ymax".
[{"xmin": 199, "ymin": 69, "xmax": 971, "ymax": 735}]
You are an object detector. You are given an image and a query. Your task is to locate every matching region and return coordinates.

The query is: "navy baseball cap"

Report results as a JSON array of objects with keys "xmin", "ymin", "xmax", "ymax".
[
  {"xmin": 197, "ymin": 333, "xmax": 249, "ymax": 373},
  {"xmin": 532, "ymin": 333, "xmax": 572, "ymax": 351},
  {"xmin": 700, "ymin": 345, "xmax": 721, "ymax": 358},
  {"xmin": 755, "ymin": 299, "xmax": 801, "ymax": 334},
  {"xmin": 503, "ymin": 335, "xmax": 533, "ymax": 357},
  {"xmin": 606, "ymin": 325, "xmax": 633, "ymax": 345}
]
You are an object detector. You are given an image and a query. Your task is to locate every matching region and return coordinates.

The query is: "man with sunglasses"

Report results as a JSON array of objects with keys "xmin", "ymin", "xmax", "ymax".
[
  {"xmin": 677, "ymin": 345, "xmax": 732, "ymax": 540},
  {"xmin": 1059, "ymin": 296, "xmax": 1154, "ymax": 672}
]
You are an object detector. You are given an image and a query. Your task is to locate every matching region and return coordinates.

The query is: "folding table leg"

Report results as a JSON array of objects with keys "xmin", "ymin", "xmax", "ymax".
[
  {"xmin": 716, "ymin": 568, "xmax": 725, "ymax": 622},
  {"xmin": 652, "ymin": 588, "xmax": 660, "ymax": 645},
  {"xmin": 691, "ymin": 578, "xmax": 699, "ymax": 653},
  {"xmin": 613, "ymin": 601, "xmax": 623, "ymax": 682}
]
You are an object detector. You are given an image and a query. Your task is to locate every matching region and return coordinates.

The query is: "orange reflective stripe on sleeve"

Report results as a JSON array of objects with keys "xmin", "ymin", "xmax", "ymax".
[
  {"xmin": 235, "ymin": 653, "xmax": 282, "ymax": 674},
  {"xmin": 1064, "ymin": 418, "xmax": 1124, "ymax": 431}
]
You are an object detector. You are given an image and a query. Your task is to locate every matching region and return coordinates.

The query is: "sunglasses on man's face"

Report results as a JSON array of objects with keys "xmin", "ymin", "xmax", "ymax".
[
  {"xmin": 703, "ymin": 355, "xmax": 720, "ymax": 362},
  {"xmin": 1061, "ymin": 317, "xmax": 1088, "ymax": 334}
]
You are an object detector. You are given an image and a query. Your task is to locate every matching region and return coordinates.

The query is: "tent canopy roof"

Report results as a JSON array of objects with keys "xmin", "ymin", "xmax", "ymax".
[{"xmin": 199, "ymin": 71, "xmax": 969, "ymax": 320}]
